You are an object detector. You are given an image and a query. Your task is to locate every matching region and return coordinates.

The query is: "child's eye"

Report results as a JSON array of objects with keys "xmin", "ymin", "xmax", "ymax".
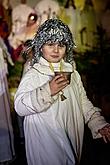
[
  {"xmin": 45, "ymin": 42, "xmax": 54, "ymax": 46},
  {"xmin": 47, "ymin": 43, "xmax": 53, "ymax": 46}
]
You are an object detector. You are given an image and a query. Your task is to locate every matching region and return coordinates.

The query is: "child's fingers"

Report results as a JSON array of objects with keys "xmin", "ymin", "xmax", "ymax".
[
  {"xmin": 54, "ymin": 74, "xmax": 63, "ymax": 80},
  {"xmin": 54, "ymin": 75, "xmax": 68, "ymax": 84}
]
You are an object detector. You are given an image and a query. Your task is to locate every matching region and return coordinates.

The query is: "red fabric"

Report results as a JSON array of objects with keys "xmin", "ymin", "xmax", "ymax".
[
  {"xmin": 11, "ymin": 44, "xmax": 23, "ymax": 62},
  {"xmin": 0, "ymin": 21, "xmax": 9, "ymax": 39}
]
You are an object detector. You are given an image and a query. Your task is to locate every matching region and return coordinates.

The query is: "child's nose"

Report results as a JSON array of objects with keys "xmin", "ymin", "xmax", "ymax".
[{"xmin": 53, "ymin": 45, "xmax": 59, "ymax": 52}]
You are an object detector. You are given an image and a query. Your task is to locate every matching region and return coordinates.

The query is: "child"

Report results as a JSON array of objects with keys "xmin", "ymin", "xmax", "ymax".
[{"xmin": 14, "ymin": 19, "xmax": 110, "ymax": 165}]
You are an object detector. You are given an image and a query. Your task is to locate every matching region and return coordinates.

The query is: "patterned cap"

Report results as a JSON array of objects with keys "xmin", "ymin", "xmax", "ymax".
[{"xmin": 30, "ymin": 19, "xmax": 75, "ymax": 64}]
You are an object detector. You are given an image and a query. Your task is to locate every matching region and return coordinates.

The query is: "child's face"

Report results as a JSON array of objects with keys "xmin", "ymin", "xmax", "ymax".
[{"xmin": 41, "ymin": 42, "xmax": 66, "ymax": 63}]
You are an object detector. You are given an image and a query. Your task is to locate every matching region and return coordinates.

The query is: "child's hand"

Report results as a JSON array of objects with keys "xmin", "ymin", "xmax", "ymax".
[
  {"xmin": 49, "ymin": 74, "xmax": 69, "ymax": 96},
  {"xmin": 98, "ymin": 124, "xmax": 110, "ymax": 143}
]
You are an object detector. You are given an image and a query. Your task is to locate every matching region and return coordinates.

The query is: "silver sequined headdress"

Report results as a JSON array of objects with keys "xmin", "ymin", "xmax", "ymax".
[{"xmin": 30, "ymin": 19, "xmax": 75, "ymax": 64}]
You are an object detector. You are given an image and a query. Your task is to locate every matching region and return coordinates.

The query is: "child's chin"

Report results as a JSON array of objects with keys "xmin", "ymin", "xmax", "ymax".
[{"xmin": 54, "ymin": 58, "xmax": 62, "ymax": 63}]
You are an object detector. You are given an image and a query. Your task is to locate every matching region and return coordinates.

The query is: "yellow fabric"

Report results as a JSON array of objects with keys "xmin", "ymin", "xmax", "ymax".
[
  {"xmin": 74, "ymin": 0, "xmax": 86, "ymax": 11},
  {"xmin": 49, "ymin": 60, "xmax": 63, "ymax": 72},
  {"xmin": 57, "ymin": 7, "xmax": 71, "ymax": 25}
]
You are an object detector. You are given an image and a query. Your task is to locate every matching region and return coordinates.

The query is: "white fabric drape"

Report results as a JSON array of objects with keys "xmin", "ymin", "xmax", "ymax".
[{"xmin": 0, "ymin": 44, "xmax": 15, "ymax": 162}]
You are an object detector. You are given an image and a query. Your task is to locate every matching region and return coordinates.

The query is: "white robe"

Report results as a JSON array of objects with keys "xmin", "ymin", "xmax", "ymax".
[
  {"xmin": 0, "ymin": 46, "xmax": 15, "ymax": 162},
  {"xmin": 35, "ymin": 0, "xmax": 60, "ymax": 25},
  {"xmin": 8, "ymin": 4, "xmax": 36, "ymax": 49},
  {"xmin": 14, "ymin": 57, "xmax": 107, "ymax": 165}
]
